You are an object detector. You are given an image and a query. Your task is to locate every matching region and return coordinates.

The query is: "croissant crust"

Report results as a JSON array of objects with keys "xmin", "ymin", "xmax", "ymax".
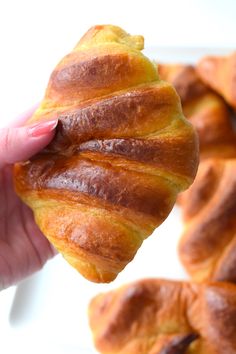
[
  {"xmin": 14, "ymin": 25, "xmax": 198, "ymax": 282},
  {"xmin": 89, "ymin": 278, "xmax": 236, "ymax": 354}
]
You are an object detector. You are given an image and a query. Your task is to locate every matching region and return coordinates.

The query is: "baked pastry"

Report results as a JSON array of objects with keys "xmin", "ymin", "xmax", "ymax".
[
  {"xmin": 197, "ymin": 51, "xmax": 236, "ymax": 109},
  {"xmin": 158, "ymin": 63, "xmax": 236, "ymax": 158},
  {"xmin": 179, "ymin": 158, "xmax": 236, "ymax": 283},
  {"xmin": 14, "ymin": 25, "xmax": 198, "ymax": 283},
  {"xmin": 89, "ymin": 278, "xmax": 236, "ymax": 353},
  {"xmin": 162, "ymin": 63, "xmax": 236, "ymax": 282},
  {"xmin": 158, "ymin": 63, "xmax": 208, "ymax": 104}
]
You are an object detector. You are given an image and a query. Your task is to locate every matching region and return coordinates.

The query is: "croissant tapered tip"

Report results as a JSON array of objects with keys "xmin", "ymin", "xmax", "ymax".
[{"xmin": 76, "ymin": 24, "xmax": 144, "ymax": 51}]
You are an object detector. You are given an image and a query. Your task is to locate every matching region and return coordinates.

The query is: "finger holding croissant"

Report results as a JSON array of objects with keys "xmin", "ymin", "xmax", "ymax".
[{"xmin": 14, "ymin": 25, "xmax": 198, "ymax": 283}]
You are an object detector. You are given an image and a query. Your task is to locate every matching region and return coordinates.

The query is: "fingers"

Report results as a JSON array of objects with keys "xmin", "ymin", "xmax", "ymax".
[{"xmin": 0, "ymin": 119, "xmax": 58, "ymax": 168}]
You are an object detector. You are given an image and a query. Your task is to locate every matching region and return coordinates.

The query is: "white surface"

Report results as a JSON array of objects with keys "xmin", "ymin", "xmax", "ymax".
[{"xmin": 0, "ymin": 1, "xmax": 236, "ymax": 353}]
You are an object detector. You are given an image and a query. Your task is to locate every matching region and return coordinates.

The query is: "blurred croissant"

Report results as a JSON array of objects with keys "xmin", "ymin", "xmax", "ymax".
[
  {"xmin": 197, "ymin": 51, "xmax": 236, "ymax": 110},
  {"xmin": 158, "ymin": 63, "xmax": 236, "ymax": 158},
  {"xmin": 179, "ymin": 158, "xmax": 236, "ymax": 283},
  {"xmin": 14, "ymin": 25, "xmax": 198, "ymax": 283},
  {"xmin": 161, "ymin": 63, "xmax": 236, "ymax": 282},
  {"xmin": 89, "ymin": 278, "xmax": 236, "ymax": 354}
]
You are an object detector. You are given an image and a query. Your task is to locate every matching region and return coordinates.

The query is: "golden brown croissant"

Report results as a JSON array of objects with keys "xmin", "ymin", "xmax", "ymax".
[
  {"xmin": 14, "ymin": 25, "xmax": 198, "ymax": 283},
  {"xmin": 158, "ymin": 63, "xmax": 208, "ymax": 104},
  {"xmin": 158, "ymin": 63, "xmax": 236, "ymax": 158},
  {"xmin": 197, "ymin": 51, "xmax": 236, "ymax": 109},
  {"xmin": 89, "ymin": 278, "xmax": 236, "ymax": 354},
  {"xmin": 178, "ymin": 158, "xmax": 236, "ymax": 283},
  {"xmin": 163, "ymin": 63, "xmax": 236, "ymax": 281}
]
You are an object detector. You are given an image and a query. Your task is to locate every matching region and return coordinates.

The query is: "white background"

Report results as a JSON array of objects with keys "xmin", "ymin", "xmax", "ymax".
[{"xmin": 0, "ymin": 1, "xmax": 236, "ymax": 353}]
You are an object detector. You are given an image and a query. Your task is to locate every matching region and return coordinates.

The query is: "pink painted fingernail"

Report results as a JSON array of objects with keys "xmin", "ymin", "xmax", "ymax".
[{"xmin": 28, "ymin": 119, "xmax": 58, "ymax": 137}]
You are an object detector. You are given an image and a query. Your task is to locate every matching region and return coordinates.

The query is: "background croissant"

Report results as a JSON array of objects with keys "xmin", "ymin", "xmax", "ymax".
[
  {"xmin": 14, "ymin": 25, "xmax": 198, "ymax": 283},
  {"xmin": 89, "ymin": 278, "xmax": 236, "ymax": 354},
  {"xmin": 158, "ymin": 61, "xmax": 236, "ymax": 283},
  {"xmin": 178, "ymin": 158, "xmax": 236, "ymax": 283},
  {"xmin": 197, "ymin": 51, "xmax": 236, "ymax": 110},
  {"xmin": 158, "ymin": 63, "xmax": 236, "ymax": 159}
]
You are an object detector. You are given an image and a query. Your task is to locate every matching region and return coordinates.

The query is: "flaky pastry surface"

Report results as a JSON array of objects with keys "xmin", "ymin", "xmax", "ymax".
[{"xmin": 14, "ymin": 25, "xmax": 198, "ymax": 282}]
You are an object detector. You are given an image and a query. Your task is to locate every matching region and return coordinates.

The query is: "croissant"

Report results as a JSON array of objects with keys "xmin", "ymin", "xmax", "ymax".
[
  {"xmin": 14, "ymin": 25, "xmax": 198, "ymax": 283},
  {"xmin": 197, "ymin": 51, "xmax": 236, "ymax": 109},
  {"xmin": 158, "ymin": 63, "xmax": 208, "ymax": 104},
  {"xmin": 178, "ymin": 158, "xmax": 236, "ymax": 283},
  {"xmin": 158, "ymin": 63, "xmax": 236, "ymax": 158},
  {"xmin": 163, "ymin": 63, "xmax": 236, "ymax": 281},
  {"xmin": 89, "ymin": 278, "xmax": 236, "ymax": 354}
]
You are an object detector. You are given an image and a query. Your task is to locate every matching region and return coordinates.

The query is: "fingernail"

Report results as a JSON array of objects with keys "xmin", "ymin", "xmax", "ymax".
[{"xmin": 27, "ymin": 119, "xmax": 58, "ymax": 137}]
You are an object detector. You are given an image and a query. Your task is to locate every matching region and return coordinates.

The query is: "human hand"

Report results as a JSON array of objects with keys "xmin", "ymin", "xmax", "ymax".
[{"xmin": 0, "ymin": 107, "xmax": 58, "ymax": 290}]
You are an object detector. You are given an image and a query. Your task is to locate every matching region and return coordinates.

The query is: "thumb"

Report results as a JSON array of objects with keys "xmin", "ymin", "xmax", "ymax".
[{"xmin": 0, "ymin": 119, "xmax": 58, "ymax": 168}]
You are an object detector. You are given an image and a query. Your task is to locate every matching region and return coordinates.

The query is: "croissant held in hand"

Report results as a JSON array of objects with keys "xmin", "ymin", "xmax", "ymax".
[
  {"xmin": 14, "ymin": 25, "xmax": 198, "ymax": 283},
  {"xmin": 89, "ymin": 278, "xmax": 236, "ymax": 354}
]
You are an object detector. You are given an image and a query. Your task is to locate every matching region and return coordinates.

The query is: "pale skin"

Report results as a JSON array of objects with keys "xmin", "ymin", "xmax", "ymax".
[{"xmin": 0, "ymin": 107, "xmax": 58, "ymax": 290}]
